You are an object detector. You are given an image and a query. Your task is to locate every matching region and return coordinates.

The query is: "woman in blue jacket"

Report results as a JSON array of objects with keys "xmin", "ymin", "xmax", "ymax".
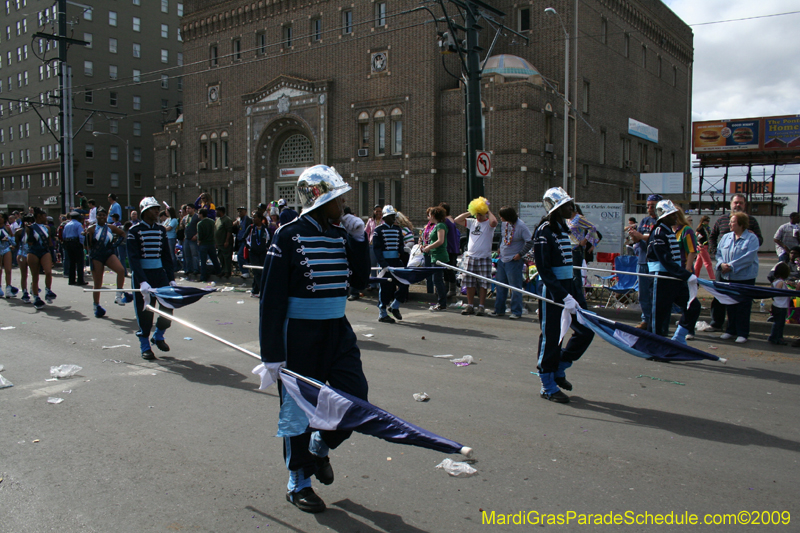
[{"xmin": 716, "ymin": 212, "xmax": 760, "ymax": 343}]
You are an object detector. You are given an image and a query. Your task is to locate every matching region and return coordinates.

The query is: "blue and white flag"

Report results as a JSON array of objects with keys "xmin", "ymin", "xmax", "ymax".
[
  {"xmin": 697, "ymin": 278, "xmax": 800, "ymax": 305},
  {"xmin": 576, "ymin": 309, "xmax": 724, "ymax": 363},
  {"xmin": 278, "ymin": 369, "xmax": 471, "ymax": 456},
  {"xmin": 370, "ymin": 267, "xmax": 446, "ymax": 285},
  {"xmin": 149, "ymin": 286, "xmax": 216, "ymax": 309}
]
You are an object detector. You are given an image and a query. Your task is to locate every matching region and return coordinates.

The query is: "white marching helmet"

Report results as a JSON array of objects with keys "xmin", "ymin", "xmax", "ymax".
[
  {"xmin": 655, "ymin": 199, "xmax": 679, "ymax": 221},
  {"xmin": 296, "ymin": 165, "xmax": 352, "ymax": 214},
  {"xmin": 139, "ymin": 196, "xmax": 160, "ymax": 215},
  {"xmin": 543, "ymin": 187, "xmax": 574, "ymax": 215},
  {"xmin": 382, "ymin": 204, "xmax": 397, "ymax": 218}
]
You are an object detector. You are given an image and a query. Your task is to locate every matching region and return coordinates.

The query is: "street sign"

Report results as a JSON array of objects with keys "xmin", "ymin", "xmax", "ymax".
[{"xmin": 476, "ymin": 151, "xmax": 492, "ymax": 178}]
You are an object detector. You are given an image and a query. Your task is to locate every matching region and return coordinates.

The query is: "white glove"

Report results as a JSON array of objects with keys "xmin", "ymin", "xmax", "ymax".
[
  {"xmin": 339, "ymin": 213, "xmax": 366, "ymax": 242},
  {"xmin": 138, "ymin": 281, "xmax": 153, "ymax": 293},
  {"xmin": 169, "ymin": 281, "xmax": 178, "ymax": 287},
  {"xmin": 688, "ymin": 274, "xmax": 698, "ymax": 284},
  {"xmin": 563, "ymin": 294, "xmax": 579, "ymax": 314},
  {"xmin": 252, "ymin": 361, "xmax": 286, "ymax": 390}
]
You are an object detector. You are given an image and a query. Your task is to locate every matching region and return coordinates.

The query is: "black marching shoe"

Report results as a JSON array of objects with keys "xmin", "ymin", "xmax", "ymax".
[
  {"xmin": 151, "ymin": 337, "xmax": 171, "ymax": 352},
  {"xmin": 141, "ymin": 349, "xmax": 157, "ymax": 361},
  {"xmin": 389, "ymin": 308, "xmax": 403, "ymax": 321},
  {"xmin": 540, "ymin": 390, "xmax": 570, "ymax": 403},
  {"xmin": 378, "ymin": 315, "xmax": 396, "ymax": 324},
  {"xmin": 554, "ymin": 377, "xmax": 573, "ymax": 391},
  {"xmin": 314, "ymin": 456, "xmax": 334, "ymax": 485},
  {"xmin": 286, "ymin": 487, "xmax": 326, "ymax": 513}
]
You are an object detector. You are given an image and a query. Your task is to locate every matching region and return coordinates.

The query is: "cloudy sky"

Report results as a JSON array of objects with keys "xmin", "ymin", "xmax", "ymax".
[{"xmin": 663, "ymin": 1, "xmax": 800, "ymax": 195}]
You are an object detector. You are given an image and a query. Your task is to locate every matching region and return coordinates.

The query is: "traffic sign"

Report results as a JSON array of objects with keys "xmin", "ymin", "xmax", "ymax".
[{"xmin": 476, "ymin": 151, "xmax": 492, "ymax": 177}]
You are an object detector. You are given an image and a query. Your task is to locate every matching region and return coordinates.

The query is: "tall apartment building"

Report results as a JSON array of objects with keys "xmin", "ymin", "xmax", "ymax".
[
  {"xmin": 0, "ymin": 0, "xmax": 184, "ymax": 218},
  {"xmin": 154, "ymin": 0, "xmax": 692, "ymax": 224}
]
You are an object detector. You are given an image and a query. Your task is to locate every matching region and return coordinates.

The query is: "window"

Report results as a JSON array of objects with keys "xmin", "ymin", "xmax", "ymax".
[
  {"xmin": 161, "ymin": 0, "xmax": 168, "ymax": 14},
  {"xmin": 200, "ymin": 134, "xmax": 208, "ymax": 164},
  {"xmin": 638, "ymin": 142, "xmax": 648, "ymax": 172},
  {"xmin": 311, "ymin": 18, "xmax": 321, "ymax": 42},
  {"xmin": 133, "ymin": 173, "xmax": 142, "ymax": 188},
  {"xmin": 85, "ymin": 33, "xmax": 93, "ymax": 49},
  {"xmin": 641, "ymin": 45, "xmax": 647, "ymax": 68},
  {"xmin": 177, "ymin": 28, "xmax": 182, "ymax": 42},
  {"xmin": 177, "ymin": 77, "xmax": 183, "ymax": 91},
  {"xmin": 133, "ymin": 69, "xmax": 141, "ymax": 83},
  {"xmin": 133, "ymin": 43, "xmax": 141, "ymax": 58},
  {"xmin": 133, "ymin": 95, "xmax": 141, "ymax": 110},
  {"xmin": 177, "ymin": 52, "xmax": 183, "ymax": 66},
  {"xmin": 233, "ymin": 38, "xmax": 241, "ymax": 60},
  {"xmin": 342, "ymin": 10, "xmax": 352, "ymax": 34},
  {"xmin": 375, "ymin": 2, "xmax": 387, "ymax": 27},
  {"xmin": 133, "ymin": 0, "xmax": 140, "ymax": 5},
  {"xmin": 109, "ymin": 37, "xmax": 117, "ymax": 53},
  {"xmin": 376, "ymin": 122, "xmax": 385, "ymax": 155},
  {"xmin": 161, "ymin": 99, "xmax": 169, "ymax": 110},
  {"xmin": 210, "ymin": 45, "xmax": 218, "ymax": 66},
  {"xmin": 109, "ymin": 92, "xmax": 117, "ymax": 106},
  {"xmin": 24, "ymin": 122, "xmax": 29, "ymax": 137},
  {"xmin": 86, "ymin": 170, "xmax": 94, "ymax": 186},
  {"xmin": 177, "ymin": 3, "xmax": 183, "ymax": 16},
  {"xmin": 133, "ymin": 17, "xmax": 140, "ymax": 32},
  {"xmin": 133, "ymin": 122, "xmax": 141, "ymax": 136},
  {"xmin": 85, "ymin": 144, "xmax": 94, "ymax": 158},
  {"xmin": 84, "ymin": 7, "xmax": 92, "ymax": 20},
  {"xmin": 161, "ymin": 74, "xmax": 169, "ymax": 88},
  {"xmin": 210, "ymin": 132, "xmax": 218, "ymax": 168},
  {"xmin": 582, "ymin": 80, "xmax": 589, "ymax": 114},
  {"xmin": 110, "ymin": 145, "xmax": 119, "ymax": 161},
  {"xmin": 624, "ymin": 33, "xmax": 630, "ymax": 57},
  {"xmin": 133, "ymin": 147, "xmax": 142, "ymax": 163},
  {"xmin": 256, "ymin": 31, "xmax": 266, "ymax": 54},
  {"xmin": 170, "ymin": 143, "xmax": 177, "ymax": 174},
  {"xmin": 8, "ymin": 126, "xmax": 12, "ymax": 140},
  {"xmin": 672, "ymin": 66, "xmax": 677, "ymax": 87},
  {"xmin": 391, "ymin": 179, "xmax": 402, "ymax": 211},
  {"xmin": 161, "ymin": 24, "xmax": 168, "ymax": 38},
  {"xmin": 582, "ymin": 164, "xmax": 589, "ymax": 187},
  {"xmin": 282, "ymin": 25, "xmax": 292, "ymax": 48},
  {"xmin": 518, "ymin": 7, "xmax": 530, "ymax": 32},
  {"xmin": 109, "ymin": 119, "xmax": 118, "ymax": 134},
  {"xmin": 84, "ymin": 60, "xmax": 93, "ymax": 76},
  {"xmin": 601, "ymin": 18, "xmax": 607, "ymax": 44},
  {"xmin": 85, "ymin": 117, "xmax": 93, "ymax": 132},
  {"xmin": 109, "ymin": 11, "xmax": 117, "ymax": 27},
  {"xmin": 391, "ymin": 108, "xmax": 403, "ymax": 154},
  {"xmin": 161, "ymin": 49, "xmax": 168, "ymax": 63},
  {"xmin": 23, "ymin": 44, "xmax": 28, "ymax": 59},
  {"xmin": 375, "ymin": 180, "xmax": 385, "ymax": 207},
  {"xmin": 110, "ymin": 172, "xmax": 119, "ymax": 187},
  {"xmin": 85, "ymin": 90, "xmax": 93, "ymax": 104},
  {"xmin": 221, "ymin": 132, "xmax": 229, "ymax": 167},
  {"xmin": 657, "ymin": 55, "xmax": 662, "ymax": 78},
  {"xmin": 22, "ymin": 71, "xmax": 27, "ymax": 85},
  {"xmin": 599, "ymin": 130, "xmax": 606, "ymax": 165},
  {"xmin": 109, "ymin": 65, "xmax": 117, "ymax": 79}
]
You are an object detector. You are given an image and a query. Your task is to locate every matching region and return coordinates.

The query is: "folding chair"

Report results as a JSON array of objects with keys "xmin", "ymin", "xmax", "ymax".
[{"xmin": 604, "ymin": 255, "xmax": 639, "ymax": 308}]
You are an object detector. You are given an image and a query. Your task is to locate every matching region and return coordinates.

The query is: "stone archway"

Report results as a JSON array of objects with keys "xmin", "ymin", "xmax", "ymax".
[{"xmin": 254, "ymin": 117, "xmax": 315, "ymax": 210}]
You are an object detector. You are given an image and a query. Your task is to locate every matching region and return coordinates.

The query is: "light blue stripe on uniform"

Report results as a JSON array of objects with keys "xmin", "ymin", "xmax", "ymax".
[
  {"xmin": 296, "ymin": 236, "xmax": 345, "ymax": 244},
  {"xmin": 303, "ymin": 258, "xmax": 348, "ymax": 266},
  {"xmin": 286, "ymin": 296, "xmax": 347, "ymax": 319},
  {"xmin": 309, "ymin": 269, "xmax": 350, "ymax": 278},
  {"xmin": 383, "ymin": 251, "xmax": 399, "ymax": 259},
  {"xmin": 647, "ymin": 261, "xmax": 665, "ymax": 272},
  {"xmin": 299, "ymin": 246, "xmax": 346, "ymax": 254},
  {"xmin": 552, "ymin": 265, "xmax": 573, "ymax": 279},
  {"xmin": 141, "ymin": 258, "xmax": 163, "ymax": 269}
]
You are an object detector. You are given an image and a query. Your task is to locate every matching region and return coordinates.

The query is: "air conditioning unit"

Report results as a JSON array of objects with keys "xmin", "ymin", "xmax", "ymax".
[
  {"xmin": 357, "ymin": 148, "xmax": 368, "ymax": 157},
  {"xmin": 643, "ymin": 164, "xmax": 650, "ymax": 172},
  {"xmin": 544, "ymin": 143, "xmax": 554, "ymax": 153},
  {"xmin": 199, "ymin": 162, "xmax": 207, "ymax": 170},
  {"xmin": 624, "ymin": 160, "xmax": 633, "ymax": 169}
]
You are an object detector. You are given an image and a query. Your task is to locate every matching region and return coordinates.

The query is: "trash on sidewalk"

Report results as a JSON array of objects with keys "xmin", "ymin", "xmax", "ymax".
[
  {"xmin": 101, "ymin": 345, "xmax": 130, "ymax": 350},
  {"xmin": 451, "ymin": 355, "xmax": 474, "ymax": 366},
  {"xmin": 637, "ymin": 375, "xmax": 685, "ymax": 386},
  {"xmin": 50, "ymin": 365, "xmax": 82, "ymax": 378},
  {"xmin": 413, "ymin": 392, "xmax": 430, "ymax": 402},
  {"xmin": 449, "ymin": 301, "xmax": 465, "ymax": 309},
  {"xmin": 1, "ymin": 326, "xmax": 15, "ymax": 330},
  {"xmin": 433, "ymin": 354, "xmax": 453, "ymax": 358},
  {"xmin": 695, "ymin": 321, "xmax": 713, "ymax": 332},
  {"xmin": 47, "ymin": 397, "xmax": 64, "ymax": 404},
  {"xmin": 436, "ymin": 458, "xmax": 477, "ymax": 477},
  {"xmin": 0, "ymin": 374, "xmax": 13, "ymax": 388}
]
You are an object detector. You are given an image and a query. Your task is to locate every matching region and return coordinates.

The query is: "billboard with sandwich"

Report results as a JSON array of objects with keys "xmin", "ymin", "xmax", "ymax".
[{"xmin": 693, "ymin": 115, "xmax": 800, "ymax": 154}]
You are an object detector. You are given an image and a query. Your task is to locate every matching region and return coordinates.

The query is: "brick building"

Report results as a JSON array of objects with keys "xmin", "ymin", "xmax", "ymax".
[
  {"xmin": 0, "ymin": 0, "xmax": 184, "ymax": 217},
  {"xmin": 154, "ymin": 0, "xmax": 693, "ymax": 223}
]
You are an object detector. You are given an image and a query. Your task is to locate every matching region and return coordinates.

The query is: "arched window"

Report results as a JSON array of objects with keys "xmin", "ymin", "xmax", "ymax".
[
  {"xmin": 169, "ymin": 139, "xmax": 178, "ymax": 174},
  {"xmin": 358, "ymin": 111, "xmax": 369, "ymax": 147},
  {"xmin": 278, "ymin": 134, "xmax": 313, "ymax": 165},
  {"xmin": 220, "ymin": 131, "xmax": 229, "ymax": 168},
  {"xmin": 200, "ymin": 133, "xmax": 208, "ymax": 167},
  {"xmin": 391, "ymin": 108, "xmax": 403, "ymax": 155},
  {"xmin": 210, "ymin": 132, "xmax": 219, "ymax": 169},
  {"xmin": 374, "ymin": 110, "xmax": 386, "ymax": 155}
]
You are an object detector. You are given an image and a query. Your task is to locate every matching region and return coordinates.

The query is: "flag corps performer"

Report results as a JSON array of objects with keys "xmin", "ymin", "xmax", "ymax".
[
  {"xmin": 128, "ymin": 197, "xmax": 176, "ymax": 360},
  {"xmin": 258, "ymin": 165, "xmax": 370, "ymax": 513},
  {"xmin": 533, "ymin": 188, "xmax": 595, "ymax": 403},
  {"xmin": 646, "ymin": 199, "xmax": 700, "ymax": 343}
]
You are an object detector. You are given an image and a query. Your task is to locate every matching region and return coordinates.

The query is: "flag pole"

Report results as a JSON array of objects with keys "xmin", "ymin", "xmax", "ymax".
[
  {"xmin": 574, "ymin": 265, "xmax": 678, "ymax": 280},
  {"xmin": 83, "ymin": 288, "xmax": 144, "ymax": 292}
]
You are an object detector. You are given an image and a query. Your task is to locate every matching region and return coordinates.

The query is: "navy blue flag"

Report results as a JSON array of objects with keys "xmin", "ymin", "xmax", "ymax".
[
  {"xmin": 576, "ymin": 309, "xmax": 724, "ymax": 363},
  {"xmin": 149, "ymin": 286, "xmax": 216, "ymax": 309},
  {"xmin": 279, "ymin": 369, "xmax": 472, "ymax": 456},
  {"xmin": 370, "ymin": 266, "xmax": 446, "ymax": 285},
  {"xmin": 697, "ymin": 278, "xmax": 800, "ymax": 305}
]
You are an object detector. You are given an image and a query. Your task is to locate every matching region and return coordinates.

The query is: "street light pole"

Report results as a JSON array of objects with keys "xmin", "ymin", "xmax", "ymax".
[
  {"xmin": 93, "ymin": 131, "xmax": 130, "ymax": 219},
  {"xmin": 545, "ymin": 7, "xmax": 569, "ymax": 193}
]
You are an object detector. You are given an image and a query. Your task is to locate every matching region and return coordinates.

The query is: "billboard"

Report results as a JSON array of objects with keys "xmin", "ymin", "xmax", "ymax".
[
  {"xmin": 729, "ymin": 182, "xmax": 774, "ymax": 194},
  {"xmin": 693, "ymin": 115, "xmax": 800, "ymax": 154},
  {"xmin": 518, "ymin": 202, "xmax": 624, "ymax": 255}
]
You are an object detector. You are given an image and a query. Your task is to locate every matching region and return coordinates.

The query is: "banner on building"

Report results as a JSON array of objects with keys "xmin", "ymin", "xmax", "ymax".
[{"xmin": 518, "ymin": 202, "xmax": 624, "ymax": 255}]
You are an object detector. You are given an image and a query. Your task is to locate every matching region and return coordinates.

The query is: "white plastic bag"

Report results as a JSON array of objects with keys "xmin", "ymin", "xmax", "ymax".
[
  {"xmin": 406, "ymin": 244, "xmax": 424, "ymax": 268},
  {"xmin": 436, "ymin": 458, "xmax": 477, "ymax": 477},
  {"xmin": 50, "ymin": 365, "xmax": 83, "ymax": 378}
]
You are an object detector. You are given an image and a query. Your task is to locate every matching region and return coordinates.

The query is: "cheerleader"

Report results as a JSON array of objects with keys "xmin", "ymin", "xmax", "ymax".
[
  {"xmin": 533, "ymin": 188, "xmax": 595, "ymax": 403},
  {"xmin": 26, "ymin": 208, "xmax": 57, "ymax": 310},
  {"xmin": 14, "ymin": 215, "xmax": 32, "ymax": 303},
  {"xmin": 85, "ymin": 207, "xmax": 132, "ymax": 318},
  {"xmin": 0, "ymin": 212, "xmax": 19, "ymax": 299}
]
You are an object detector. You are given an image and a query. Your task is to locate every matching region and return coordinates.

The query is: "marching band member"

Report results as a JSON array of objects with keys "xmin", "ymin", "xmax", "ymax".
[{"xmin": 372, "ymin": 205, "xmax": 408, "ymax": 323}]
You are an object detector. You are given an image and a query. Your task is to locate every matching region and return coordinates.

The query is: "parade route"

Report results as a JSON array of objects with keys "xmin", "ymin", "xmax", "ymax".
[{"xmin": 2, "ymin": 277, "xmax": 798, "ymax": 532}]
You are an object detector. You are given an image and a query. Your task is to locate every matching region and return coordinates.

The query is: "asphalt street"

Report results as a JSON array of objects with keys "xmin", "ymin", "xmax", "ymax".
[{"xmin": 1, "ymin": 276, "xmax": 798, "ymax": 532}]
